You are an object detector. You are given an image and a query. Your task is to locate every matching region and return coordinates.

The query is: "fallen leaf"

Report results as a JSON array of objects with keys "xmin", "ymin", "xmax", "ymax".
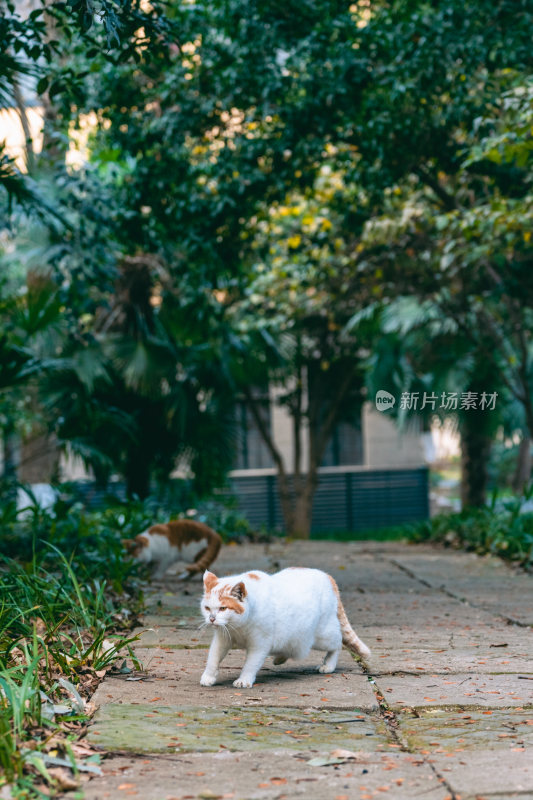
[
  {"xmin": 48, "ymin": 768, "xmax": 79, "ymax": 791},
  {"xmin": 307, "ymin": 756, "xmax": 347, "ymax": 767},
  {"xmin": 330, "ymin": 749, "xmax": 359, "ymax": 760},
  {"xmin": 118, "ymin": 784, "xmax": 136, "ymax": 790}
]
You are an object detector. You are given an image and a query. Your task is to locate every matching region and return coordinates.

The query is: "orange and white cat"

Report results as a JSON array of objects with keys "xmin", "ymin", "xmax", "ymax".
[
  {"xmin": 200, "ymin": 567, "xmax": 370, "ymax": 688},
  {"xmin": 123, "ymin": 519, "xmax": 222, "ymax": 580}
]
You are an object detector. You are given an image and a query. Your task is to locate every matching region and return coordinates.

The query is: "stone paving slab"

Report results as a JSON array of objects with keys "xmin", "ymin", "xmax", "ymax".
[
  {"xmin": 392, "ymin": 553, "xmax": 533, "ymax": 625},
  {"xmin": 397, "ymin": 708, "xmax": 533, "ymax": 752},
  {"xmin": 92, "ymin": 657, "xmax": 378, "ymax": 711},
  {"xmin": 430, "ymin": 748, "xmax": 533, "ymax": 797},
  {"xmin": 365, "ymin": 624, "xmax": 533, "ymax": 674},
  {"xmin": 131, "ymin": 627, "xmax": 211, "ymax": 648},
  {"xmin": 82, "ymin": 750, "xmax": 450, "ymax": 800},
  {"xmin": 374, "ymin": 671, "xmax": 533, "ymax": 709},
  {"xmin": 87, "ymin": 705, "xmax": 388, "ymax": 753},
  {"xmin": 294, "ymin": 558, "xmax": 425, "ymax": 595},
  {"xmin": 129, "ymin": 645, "xmax": 363, "ymax": 676},
  {"xmin": 342, "ymin": 591, "xmax": 503, "ymax": 628}
]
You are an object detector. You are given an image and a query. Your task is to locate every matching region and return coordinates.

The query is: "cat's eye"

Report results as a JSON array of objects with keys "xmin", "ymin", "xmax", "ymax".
[
  {"xmin": 219, "ymin": 606, "xmax": 227, "ymax": 611},
  {"xmin": 204, "ymin": 606, "xmax": 210, "ymax": 611}
]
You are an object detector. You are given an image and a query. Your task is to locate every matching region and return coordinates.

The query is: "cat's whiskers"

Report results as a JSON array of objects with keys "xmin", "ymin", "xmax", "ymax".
[{"xmin": 219, "ymin": 623, "xmax": 233, "ymax": 643}]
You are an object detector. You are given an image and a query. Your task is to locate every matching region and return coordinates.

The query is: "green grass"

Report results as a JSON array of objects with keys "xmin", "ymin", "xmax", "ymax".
[
  {"xmin": 0, "ymin": 493, "xmax": 146, "ymax": 798},
  {"xmin": 309, "ymin": 524, "xmax": 413, "ymax": 541}
]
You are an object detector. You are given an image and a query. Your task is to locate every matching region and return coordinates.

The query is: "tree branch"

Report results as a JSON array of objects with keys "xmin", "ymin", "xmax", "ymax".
[{"xmin": 415, "ymin": 166, "xmax": 458, "ymax": 211}]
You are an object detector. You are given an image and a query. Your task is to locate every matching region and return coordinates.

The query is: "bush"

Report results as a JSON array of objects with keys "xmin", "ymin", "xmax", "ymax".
[
  {"xmin": 409, "ymin": 490, "xmax": 533, "ymax": 568},
  {"xmin": 0, "ymin": 489, "xmax": 147, "ymax": 797}
]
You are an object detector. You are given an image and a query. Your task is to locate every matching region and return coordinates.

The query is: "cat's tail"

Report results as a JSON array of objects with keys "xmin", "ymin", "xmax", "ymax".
[
  {"xmin": 185, "ymin": 531, "xmax": 222, "ymax": 576},
  {"xmin": 329, "ymin": 576, "xmax": 371, "ymax": 658}
]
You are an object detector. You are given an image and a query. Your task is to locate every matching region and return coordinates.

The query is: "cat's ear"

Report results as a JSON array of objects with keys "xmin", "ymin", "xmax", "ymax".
[
  {"xmin": 231, "ymin": 581, "xmax": 247, "ymax": 601},
  {"xmin": 121, "ymin": 538, "xmax": 133, "ymax": 549},
  {"xmin": 203, "ymin": 570, "xmax": 218, "ymax": 592}
]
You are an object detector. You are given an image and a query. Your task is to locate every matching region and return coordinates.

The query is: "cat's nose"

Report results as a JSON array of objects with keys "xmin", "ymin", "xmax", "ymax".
[{"xmin": 209, "ymin": 615, "xmax": 216, "ymax": 623}]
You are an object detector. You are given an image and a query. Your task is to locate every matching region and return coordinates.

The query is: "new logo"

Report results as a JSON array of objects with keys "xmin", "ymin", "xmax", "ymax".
[{"xmin": 375, "ymin": 390, "xmax": 396, "ymax": 411}]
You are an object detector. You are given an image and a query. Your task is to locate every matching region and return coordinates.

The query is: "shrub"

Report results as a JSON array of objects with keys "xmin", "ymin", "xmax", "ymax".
[{"xmin": 409, "ymin": 490, "xmax": 533, "ymax": 568}]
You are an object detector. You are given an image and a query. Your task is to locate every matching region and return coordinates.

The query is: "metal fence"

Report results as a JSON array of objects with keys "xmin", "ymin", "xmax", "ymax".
[
  {"xmin": 62, "ymin": 466, "xmax": 429, "ymax": 534},
  {"xmin": 228, "ymin": 466, "xmax": 429, "ymax": 533}
]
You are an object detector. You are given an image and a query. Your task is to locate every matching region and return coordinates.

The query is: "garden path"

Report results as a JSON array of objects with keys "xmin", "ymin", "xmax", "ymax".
[{"xmin": 84, "ymin": 540, "xmax": 533, "ymax": 800}]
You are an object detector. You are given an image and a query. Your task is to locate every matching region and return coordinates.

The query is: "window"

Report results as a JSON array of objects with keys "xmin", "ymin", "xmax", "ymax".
[{"xmin": 321, "ymin": 415, "xmax": 363, "ymax": 467}]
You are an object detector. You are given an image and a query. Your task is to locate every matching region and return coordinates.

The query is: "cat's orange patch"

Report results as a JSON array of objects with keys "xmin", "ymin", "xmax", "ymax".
[
  {"xmin": 147, "ymin": 519, "xmax": 222, "ymax": 576},
  {"xmin": 203, "ymin": 571, "xmax": 218, "ymax": 592},
  {"xmin": 247, "ymin": 572, "xmax": 260, "ymax": 580},
  {"xmin": 218, "ymin": 595, "xmax": 245, "ymax": 614},
  {"xmin": 328, "ymin": 574, "xmax": 341, "ymax": 598},
  {"xmin": 129, "ymin": 534, "xmax": 149, "ymax": 557}
]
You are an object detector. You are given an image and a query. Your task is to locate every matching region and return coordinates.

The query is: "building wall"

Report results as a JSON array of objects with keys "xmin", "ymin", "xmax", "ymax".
[
  {"xmin": 269, "ymin": 381, "xmax": 303, "ymax": 470},
  {"xmin": 362, "ymin": 404, "xmax": 425, "ymax": 468},
  {"xmin": 269, "ymin": 395, "xmax": 425, "ymax": 471}
]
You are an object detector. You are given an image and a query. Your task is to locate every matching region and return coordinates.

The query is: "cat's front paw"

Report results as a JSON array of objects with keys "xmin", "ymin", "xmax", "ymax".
[
  {"xmin": 318, "ymin": 664, "xmax": 335, "ymax": 673},
  {"xmin": 233, "ymin": 676, "xmax": 255, "ymax": 688},
  {"xmin": 200, "ymin": 672, "xmax": 217, "ymax": 686}
]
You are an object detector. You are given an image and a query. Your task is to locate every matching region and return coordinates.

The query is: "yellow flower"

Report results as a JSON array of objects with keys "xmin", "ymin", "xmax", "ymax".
[
  {"xmin": 287, "ymin": 234, "xmax": 302, "ymax": 249},
  {"xmin": 321, "ymin": 218, "xmax": 332, "ymax": 231}
]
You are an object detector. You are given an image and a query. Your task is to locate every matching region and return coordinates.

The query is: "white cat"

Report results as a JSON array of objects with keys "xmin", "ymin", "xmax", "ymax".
[
  {"xmin": 122, "ymin": 520, "xmax": 222, "ymax": 580},
  {"xmin": 200, "ymin": 567, "xmax": 370, "ymax": 688}
]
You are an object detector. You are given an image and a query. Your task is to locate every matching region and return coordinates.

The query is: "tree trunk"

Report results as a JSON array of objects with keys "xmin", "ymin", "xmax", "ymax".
[
  {"xmin": 289, "ymin": 486, "xmax": 315, "ymax": 539},
  {"xmin": 512, "ymin": 436, "xmax": 531, "ymax": 494},
  {"xmin": 460, "ymin": 412, "xmax": 492, "ymax": 509},
  {"xmin": 275, "ymin": 471, "xmax": 315, "ymax": 538}
]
